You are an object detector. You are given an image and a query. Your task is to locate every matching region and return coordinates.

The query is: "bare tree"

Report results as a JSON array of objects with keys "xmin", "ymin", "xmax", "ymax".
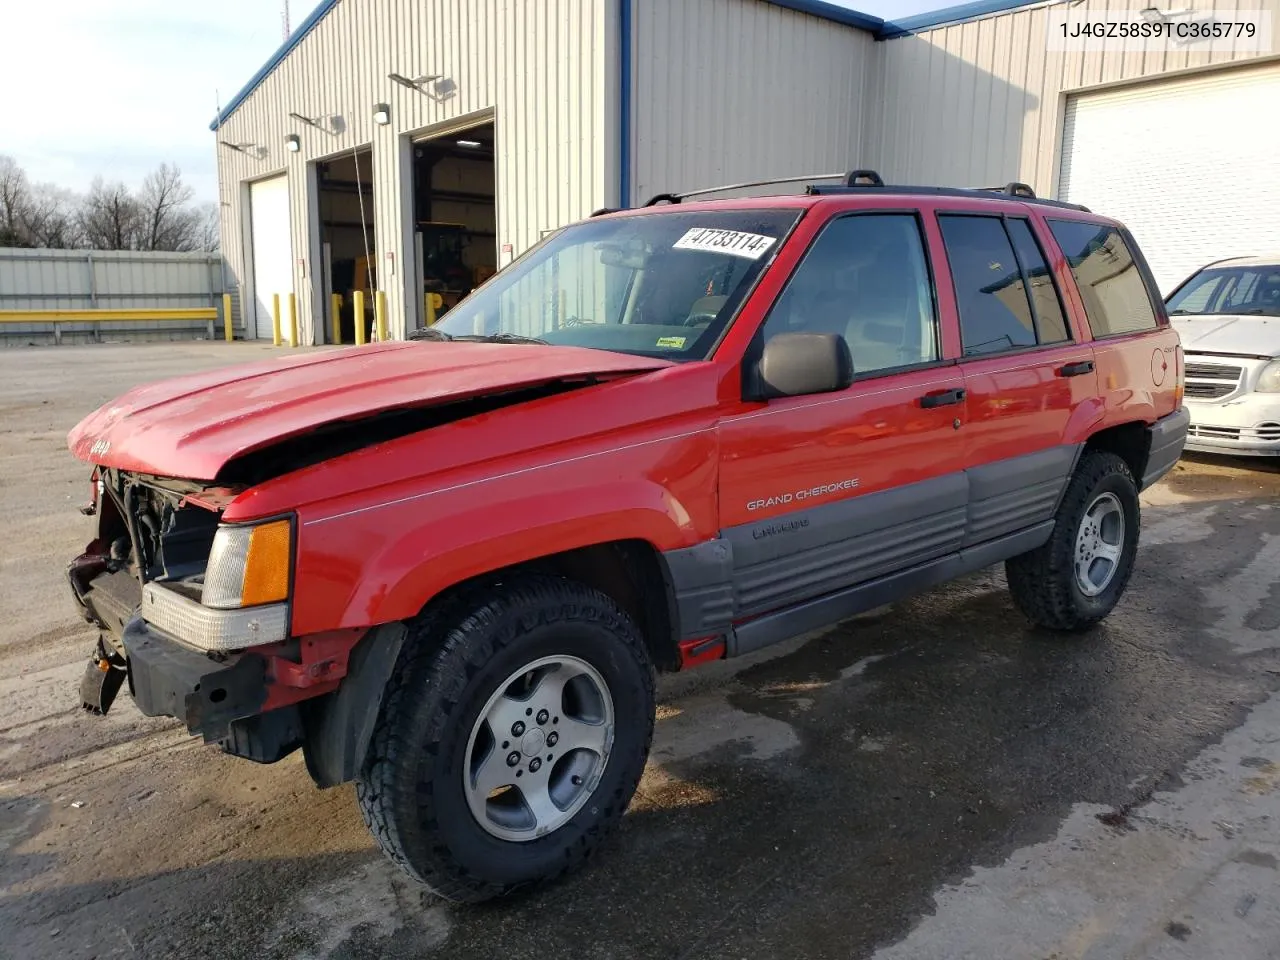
[
  {"xmin": 137, "ymin": 163, "xmax": 200, "ymax": 251},
  {"xmin": 23, "ymin": 183, "xmax": 81, "ymax": 248},
  {"xmin": 197, "ymin": 202, "xmax": 221, "ymax": 253},
  {"xmin": 0, "ymin": 155, "xmax": 33, "ymax": 247},
  {"xmin": 1, "ymin": 157, "xmax": 212, "ymax": 252},
  {"xmin": 79, "ymin": 178, "xmax": 142, "ymax": 250}
]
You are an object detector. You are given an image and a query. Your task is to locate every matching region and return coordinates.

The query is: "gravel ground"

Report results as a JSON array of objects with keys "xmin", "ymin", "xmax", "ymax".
[{"xmin": 1, "ymin": 342, "xmax": 1279, "ymax": 960}]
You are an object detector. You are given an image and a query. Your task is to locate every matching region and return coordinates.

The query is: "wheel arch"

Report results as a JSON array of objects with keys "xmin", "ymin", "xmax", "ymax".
[
  {"xmin": 1084, "ymin": 420, "xmax": 1151, "ymax": 484},
  {"xmin": 300, "ymin": 538, "xmax": 682, "ymax": 789},
  {"xmin": 424, "ymin": 538, "xmax": 683, "ymax": 674}
]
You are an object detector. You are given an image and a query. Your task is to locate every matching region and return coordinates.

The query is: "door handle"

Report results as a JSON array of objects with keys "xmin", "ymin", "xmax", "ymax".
[
  {"xmin": 919, "ymin": 388, "xmax": 966, "ymax": 408},
  {"xmin": 1058, "ymin": 360, "xmax": 1095, "ymax": 377}
]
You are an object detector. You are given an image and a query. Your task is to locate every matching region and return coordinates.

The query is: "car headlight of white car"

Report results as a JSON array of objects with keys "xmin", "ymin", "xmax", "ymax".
[{"xmin": 1256, "ymin": 359, "xmax": 1280, "ymax": 394}]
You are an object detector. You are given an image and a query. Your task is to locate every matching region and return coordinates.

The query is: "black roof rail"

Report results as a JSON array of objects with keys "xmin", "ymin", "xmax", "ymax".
[
  {"xmin": 980, "ymin": 181, "xmax": 1036, "ymax": 198},
  {"xmin": 806, "ymin": 183, "xmax": 1090, "ymax": 212},
  {"xmin": 844, "ymin": 169, "xmax": 884, "ymax": 186},
  {"xmin": 638, "ymin": 169, "xmax": 1092, "ymax": 213},
  {"xmin": 589, "ymin": 206, "xmax": 621, "ymax": 217}
]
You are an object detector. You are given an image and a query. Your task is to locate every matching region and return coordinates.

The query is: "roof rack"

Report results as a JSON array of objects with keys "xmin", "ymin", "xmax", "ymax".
[
  {"xmin": 806, "ymin": 170, "xmax": 1091, "ymax": 211},
  {"xmin": 638, "ymin": 169, "xmax": 1090, "ymax": 213},
  {"xmin": 642, "ymin": 172, "xmax": 845, "ymax": 207}
]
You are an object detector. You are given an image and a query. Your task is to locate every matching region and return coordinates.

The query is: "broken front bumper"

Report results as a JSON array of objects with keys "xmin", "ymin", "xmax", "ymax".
[
  {"xmin": 68, "ymin": 557, "xmax": 303, "ymax": 761},
  {"xmin": 121, "ymin": 615, "xmax": 269, "ymax": 739},
  {"xmin": 118, "ymin": 615, "xmax": 304, "ymax": 763}
]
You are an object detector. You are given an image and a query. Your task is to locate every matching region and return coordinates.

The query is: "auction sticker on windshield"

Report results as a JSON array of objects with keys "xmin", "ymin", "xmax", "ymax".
[{"xmin": 673, "ymin": 227, "xmax": 777, "ymax": 260}]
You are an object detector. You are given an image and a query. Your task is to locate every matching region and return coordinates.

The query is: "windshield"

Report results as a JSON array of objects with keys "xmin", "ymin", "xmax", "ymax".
[
  {"xmin": 432, "ymin": 209, "xmax": 802, "ymax": 360},
  {"xmin": 1166, "ymin": 265, "xmax": 1280, "ymax": 318}
]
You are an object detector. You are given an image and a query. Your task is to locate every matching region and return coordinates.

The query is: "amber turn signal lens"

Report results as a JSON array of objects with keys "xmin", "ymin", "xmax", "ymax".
[{"xmin": 240, "ymin": 519, "xmax": 292, "ymax": 606}]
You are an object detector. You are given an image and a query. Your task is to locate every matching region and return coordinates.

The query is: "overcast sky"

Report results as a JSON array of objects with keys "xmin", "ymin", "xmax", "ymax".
[{"xmin": 0, "ymin": 0, "xmax": 946, "ymax": 203}]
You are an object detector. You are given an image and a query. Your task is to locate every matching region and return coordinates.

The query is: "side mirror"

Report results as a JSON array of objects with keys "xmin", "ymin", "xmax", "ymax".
[{"xmin": 746, "ymin": 332, "xmax": 854, "ymax": 401}]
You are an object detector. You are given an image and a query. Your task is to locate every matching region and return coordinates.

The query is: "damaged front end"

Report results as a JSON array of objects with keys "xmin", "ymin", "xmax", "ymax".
[
  {"xmin": 71, "ymin": 469, "xmax": 226, "ymax": 713},
  {"xmin": 69, "ymin": 469, "xmax": 340, "ymax": 764}
]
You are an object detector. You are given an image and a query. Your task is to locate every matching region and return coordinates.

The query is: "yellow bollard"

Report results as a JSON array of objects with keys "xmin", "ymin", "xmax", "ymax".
[
  {"xmin": 353, "ymin": 290, "xmax": 366, "ymax": 345},
  {"xmin": 426, "ymin": 292, "xmax": 442, "ymax": 327},
  {"xmin": 271, "ymin": 294, "xmax": 282, "ymax": 346},
  {"xmin": 222, "ymin": 293, "xmax": 233, "ymax": 342},
  {"xmin": 375, "ymin": 290, "xmax": 388, "ymax": 342},
  {"xmin": 288, "ymin": 293, "xmax": 298, "ymax": 347},
  {"xmin": 331, "ymin": 293, "xmax": 343, "ymax": 345}
]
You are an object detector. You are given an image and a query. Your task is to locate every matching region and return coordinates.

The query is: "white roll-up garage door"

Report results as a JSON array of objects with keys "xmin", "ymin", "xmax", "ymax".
[
  {"xmin": 1060, "ymin": 64, "xmax": 1280, "ymax": 294},
  {"xmin": 248, "ymin": 175, "xmax": 294, "ymax": 340}
]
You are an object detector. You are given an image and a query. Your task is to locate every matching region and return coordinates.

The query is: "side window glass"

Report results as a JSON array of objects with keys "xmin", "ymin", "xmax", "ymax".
[
  {"xmin": 1047, "ymin": 220, "xmax": 1158, "ymax": 336},
  {"xmin": 1006, "ymin": 219, "xmax": 1069, "ymax": 343},
  {"xmin": 938, "ymin": 215, "xmax": 1037, "ymax": 355},
  {"xmin": 1168, "ymin": 275, "xmax": 1221, "ymax": 314},
  {"xmin": 761, "ymin": 214, "xmax": 938, "ymax": 376}
]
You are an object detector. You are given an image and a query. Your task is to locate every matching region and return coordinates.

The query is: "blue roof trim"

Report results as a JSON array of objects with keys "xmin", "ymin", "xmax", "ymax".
[
  {"xmin": 759, "ymin": 0, "xmax": 883, "ymax": 32},
  {"xmin": 878, "ymin": 0, "xmax": 1044, "ymax": 39},
  {"xmin": 209, "ymin": 0, "xmax": 341, "ymax": 130}
]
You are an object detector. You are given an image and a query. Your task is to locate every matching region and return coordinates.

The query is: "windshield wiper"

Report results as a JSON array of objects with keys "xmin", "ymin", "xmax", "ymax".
[
  {"xmin": 1169, "ymin": 308, "xmax": 1275, "ymax": 317},
  {"xmin": 407, "ymin": 327, "xmax": 453, "ymax": 341},
  {"xmin": 454, "ymin": 333, "xmax": 550, "ymax": 345}
]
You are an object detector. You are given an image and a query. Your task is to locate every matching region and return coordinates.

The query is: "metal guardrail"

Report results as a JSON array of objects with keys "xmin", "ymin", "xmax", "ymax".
[{"xmin": 0, "ymin": 304, "xmax": 231, "ymax": 345}]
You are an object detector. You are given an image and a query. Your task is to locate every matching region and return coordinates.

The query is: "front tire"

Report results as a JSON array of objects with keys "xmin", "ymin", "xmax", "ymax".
[
  {"xmin": 356, "ymin": 576, "xmax": 655, "ymax": 903},
  {"xmin": 1006, "ymin": 450, "xmax": 1140, "ymax": 631}
]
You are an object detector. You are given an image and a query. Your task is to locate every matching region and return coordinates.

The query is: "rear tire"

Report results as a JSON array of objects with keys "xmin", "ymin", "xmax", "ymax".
[
  {"xmin": 1006, "ymin": 450, "xmax": 1140, "ymax": 631},
  {"xmin": 356, "ymin": 576, "xmax": 655, "ymax": 903}
]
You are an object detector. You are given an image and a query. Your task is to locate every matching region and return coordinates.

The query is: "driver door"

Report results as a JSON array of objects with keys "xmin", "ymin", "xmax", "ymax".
[{"xmin": 717, "ymin": 209, "xmax": 969, "ymax": 636}]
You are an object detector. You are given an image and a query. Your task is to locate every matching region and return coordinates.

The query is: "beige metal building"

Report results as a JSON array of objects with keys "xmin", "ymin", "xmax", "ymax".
[{"xmin": 213, "ymin": 0, "xmax": 1280, "ymax": 343}]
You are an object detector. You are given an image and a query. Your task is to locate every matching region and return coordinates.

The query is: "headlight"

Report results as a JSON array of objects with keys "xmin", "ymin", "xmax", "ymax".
[
  {"xmin": 201, "ymin": 518, "xmax": 293, "ymax": 609},
  {"xmin": 1256, "ymin": 359, "xmax": 1280, "ymax": 394}
]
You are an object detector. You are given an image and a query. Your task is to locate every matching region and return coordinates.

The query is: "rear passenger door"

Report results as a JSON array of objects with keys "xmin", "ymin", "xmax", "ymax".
[{"xmin": 936, "ymin": 212, "xmax": 1098, "ymax": 547}]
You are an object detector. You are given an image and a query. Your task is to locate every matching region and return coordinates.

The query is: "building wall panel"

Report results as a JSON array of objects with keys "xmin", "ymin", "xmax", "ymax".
[
  {"xmin": 630, "ymin": 0, "xmax": 876, "ymax": 203},
  {"xmin": 866, "ymin": 0, "xmax": 1280, "ymax": 195}
]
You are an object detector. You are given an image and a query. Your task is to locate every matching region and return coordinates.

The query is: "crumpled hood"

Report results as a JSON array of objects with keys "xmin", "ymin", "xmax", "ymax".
[
  {"xmin": 68, "ymin": 341, "xmax": 671, "ymax": 480},
  {"xmin": 1172, "ymin": 315, "xmax": 1280, "ymax": 358}
]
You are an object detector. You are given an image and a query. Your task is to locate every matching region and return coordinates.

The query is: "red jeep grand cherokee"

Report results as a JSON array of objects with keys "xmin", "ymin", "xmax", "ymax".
[{"xmin": 66, "ymin": 173, "xmax": 1187, "ymax": 902}]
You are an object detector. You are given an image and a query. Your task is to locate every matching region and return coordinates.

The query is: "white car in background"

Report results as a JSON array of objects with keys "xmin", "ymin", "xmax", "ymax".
[{"xmin": 1166, "ymin": 256, "xmax": 1280, "ymax": 457}]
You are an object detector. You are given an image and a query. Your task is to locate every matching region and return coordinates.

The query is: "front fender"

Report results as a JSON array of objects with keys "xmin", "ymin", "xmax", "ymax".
[{"xmin": 291, "ymin": 478, "xmax": 708, "ymax": 634}]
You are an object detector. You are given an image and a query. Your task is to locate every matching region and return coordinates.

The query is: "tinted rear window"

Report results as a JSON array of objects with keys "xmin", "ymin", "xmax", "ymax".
[
  {"xmin": 1047, "ymin": 221, "xmax": 1158, "ymax": 337},
  {"xmin": 938, "ymin": 215, "xmax": 1037, "ymax": 356},
  {"xmin": 1006, "ymin": 219, "xmax": 1069, "ymax": 343}
]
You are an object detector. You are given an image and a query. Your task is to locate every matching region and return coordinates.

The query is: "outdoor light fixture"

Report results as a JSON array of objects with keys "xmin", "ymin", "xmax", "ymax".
[
  {"xmin": 289, "ymin": 111, "xmax": 324, "ymax": 128},
  {"xmin": 373, "ymin": 102, "xmax": 392, "ymax": 125},
  {"xmin": 219, "ymin": 140, "xmax": 266, "ymax": 158},
  {"xmin": 285, "ymin": 134, "xmax": 301, "ymax": 152},
  {"xmin": 1140, "ymin": 6, "xmax": 1192, "ymax": 22},
  {"xmin": 456, "ymin": 139, "xmax": 482, "ymax": 148},
  {"xmin": 388, "ymin": 71, "xmax": 442, "ymax": 90}
]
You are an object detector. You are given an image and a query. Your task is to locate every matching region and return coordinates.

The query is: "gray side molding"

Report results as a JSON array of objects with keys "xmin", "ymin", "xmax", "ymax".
[
  {"xmin": 1142, "ymin": 407, "xmax": 1190, "ymax": 490},
  {"xmin": 301, "ymin": 622, "xmax": 408, "ymax": 788},
  {"xmin": 663, "ymin": 538, "xmax": 735, "ymax": 639}
]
